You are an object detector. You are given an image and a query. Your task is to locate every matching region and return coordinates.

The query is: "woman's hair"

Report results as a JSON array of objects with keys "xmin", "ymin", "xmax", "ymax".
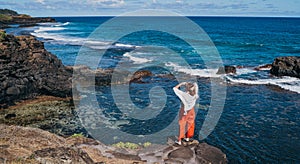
[{"xmin": 186, "ymin": 82, "xmax": 196, "ymax": 96}]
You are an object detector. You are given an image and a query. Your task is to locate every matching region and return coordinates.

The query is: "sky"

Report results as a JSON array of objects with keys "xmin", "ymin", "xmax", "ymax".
[{"xmin": 0, "ymin": 0, "xmax": 299, "ymax": 17}]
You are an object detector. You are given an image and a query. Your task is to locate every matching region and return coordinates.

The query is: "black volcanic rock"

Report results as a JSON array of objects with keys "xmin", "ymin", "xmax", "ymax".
[
  {"xmin": 216, "ymin": 65, "xmax": 237, "ymax": 74},
  {"xmin": 195, "ymin": 142, "xmax": 227, "ymax": 164},
  {"xmin": 0, "ymin": 32, "xmax": 72, "ymax": 107},
  {"xmin": 270, "ymin": 56, "xmax": 300, "ymax": 78}
]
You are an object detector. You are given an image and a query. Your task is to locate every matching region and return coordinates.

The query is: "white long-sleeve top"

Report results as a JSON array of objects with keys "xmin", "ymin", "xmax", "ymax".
[{"xmin": 173, "ymin": 82, "xmax": 199, "ymax": 114}]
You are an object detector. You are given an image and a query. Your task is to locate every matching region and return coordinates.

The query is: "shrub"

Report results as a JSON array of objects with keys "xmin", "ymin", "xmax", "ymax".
[
  {"xmin": 112, "ymin": 142, "xmax": 140, "ymax": 150},
  {"xmin": 112, "ymin": 141, "xmax": 152, "ymax": 149},
  {"xmin": 71, "ymin": 133, "xmax": 84, "ymax": 138},
  {"xmin": 143, "ymin": 142, "xmax": 151, "ymax": 148}
]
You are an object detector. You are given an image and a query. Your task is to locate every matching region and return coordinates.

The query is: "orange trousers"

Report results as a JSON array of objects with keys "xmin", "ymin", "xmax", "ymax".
[{"xmin": 178, "ymin": 107, "xmax": 195, "ymax": 141}]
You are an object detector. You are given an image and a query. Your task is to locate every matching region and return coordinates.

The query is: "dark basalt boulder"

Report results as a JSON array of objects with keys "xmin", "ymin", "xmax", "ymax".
[
  {"xmin": 216, "ymin": 65, "xmax": 237, "ymax": 74},
  {"xmin": 0, "ymin": 32, "xmax": 72, "ymax": 107},
  {"xmin": 195, "ymin": 142, "xmax": 227, "ymax": 164},
  {"xmin": 270, "ymin": 56, "xmax": 300, "ymax": 78}
]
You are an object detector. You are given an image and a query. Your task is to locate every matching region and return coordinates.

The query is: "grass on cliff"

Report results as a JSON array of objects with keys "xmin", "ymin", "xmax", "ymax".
[
  {"xmin": 0, "ymin": 14, "xmax": 12, "ymax": 21},
  {"xmin": 17, "ymin": 14, "xmax": 31, "ymax": 18}
]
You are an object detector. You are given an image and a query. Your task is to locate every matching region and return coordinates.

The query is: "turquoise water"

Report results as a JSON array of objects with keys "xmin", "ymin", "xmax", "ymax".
[{"xmin": 6, "ymin": 16, "xmax": 300, "ymax": 163}]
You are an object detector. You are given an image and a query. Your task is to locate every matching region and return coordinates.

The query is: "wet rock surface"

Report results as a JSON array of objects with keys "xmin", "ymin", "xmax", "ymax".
[
  {"xmin": 0, "ymin": 96, "xmax": 87, "ymax": 137},
  {"xmin": 217, "ymin": 65, "xmax": 237, "ymax": 74},
  {"xmin": 270, "ymin": 56, "xmax": 300, "ymax": 78}
]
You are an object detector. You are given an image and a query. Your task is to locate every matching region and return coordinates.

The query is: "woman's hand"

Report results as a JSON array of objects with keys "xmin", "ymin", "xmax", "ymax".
[{"xmin": 174, "ymin": 82, "xmax": 186, "ymax": 89}]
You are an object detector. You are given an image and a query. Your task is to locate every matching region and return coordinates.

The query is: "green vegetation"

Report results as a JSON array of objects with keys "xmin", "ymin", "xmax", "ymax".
[
  {"xmin": 0, "ymin": 30, "xmax": 7, "ymax": 41},
  {"xmin": 112, "ymin": 142, "xmax": 140, "ymax": 150},
  {"xmin": 112, "ymin": 141, "xmax": 152, "ymax": 150},
  {"xmin": 143, "ymin": 142, "xmax": 151, "ymax": 148},
  {"xmin": 71, "ymin": 132, "xmax": 84, "ymax": 138},
  {"xmin": 0, "ymin": 14, "xmax": 12, "ymax": 21},
  {"xmin": 0, "ymin": 9, "xmax": 31, "ymax": 25},
  {"xmin": 17, "ymin": 14, "xmax": 31, "ymax": 18}
]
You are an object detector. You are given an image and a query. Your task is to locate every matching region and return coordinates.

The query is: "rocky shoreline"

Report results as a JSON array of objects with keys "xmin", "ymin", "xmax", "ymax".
[
  {"xmin": 217, "ymin": 57, "xmax": 300, "ymax": 77},
  {"xmin": 0, "ymin": 124, "xmax": 227, "ymax": 163},
  {"xmin": 0, "ymin": 25, "xmax": 228, "ymax": 163},
  {"xmin": 1, "ymin": 9, "xmax": 299, "ymax": 163}
]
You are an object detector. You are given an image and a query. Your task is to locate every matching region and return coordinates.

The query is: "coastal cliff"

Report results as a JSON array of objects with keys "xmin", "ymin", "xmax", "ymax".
[
  {"xmin": 0, "ymin": 9, "xmax": 55, "ymax": 29},
  {"xmin": 0, "ymin": 31, "xmax": 72, "ymax": 108}
]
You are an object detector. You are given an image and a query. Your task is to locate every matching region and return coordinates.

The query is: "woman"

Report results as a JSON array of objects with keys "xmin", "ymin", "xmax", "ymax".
[{"xmin": 173, "ymin": 82, "xmax": 199, "ymax": 145}]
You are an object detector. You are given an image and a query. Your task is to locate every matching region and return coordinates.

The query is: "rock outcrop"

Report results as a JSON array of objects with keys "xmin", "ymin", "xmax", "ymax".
[
  {"xmin": 0, "ymin": 124, "xmax": 227, "ymax": 163},
  {"xmin": 130, "ymin": 70, "xmax": 153, "ymax": 83},
  {"xmin": 216, "ymin": 65, "xmax": 237, "ymax": 74},
  {"xmin": 0, "ymin": 33, "xmax": 173, "ymax": 107},
  {"xmin": 270, "ymin": 56, "xmax": 300, "ymax": 78},
  {"xmin": 0, "ymin": 9, "xmax": 55, "ymax": 29},
  {"xmin": 254, "ymin": 64, "xmax": 272, "ymax": 71},
  {"xmin": 0, "ymin": 32, "xmax": 72, "ymax": 107}
]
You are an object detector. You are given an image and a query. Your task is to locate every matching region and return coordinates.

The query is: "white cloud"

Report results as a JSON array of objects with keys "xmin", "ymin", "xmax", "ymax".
[
  {"xmin": 87, "ymin": 0, "xmax": 125, "ymax": 7},
  {"xmin": 35, "ymin": 0, "xmax": 45, "ymax": 4}
]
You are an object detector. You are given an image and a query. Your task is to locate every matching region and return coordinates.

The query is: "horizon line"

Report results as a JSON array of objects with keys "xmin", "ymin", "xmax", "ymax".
[{"xmin": 42, "ymin": 15, "xmax": 300, "ymax": 18}]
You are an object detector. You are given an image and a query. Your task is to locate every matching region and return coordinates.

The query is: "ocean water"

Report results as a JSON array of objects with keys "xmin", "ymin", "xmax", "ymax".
[{"xmin": 6, "ymin": 16, "xmax": 300, "ymax": 163}]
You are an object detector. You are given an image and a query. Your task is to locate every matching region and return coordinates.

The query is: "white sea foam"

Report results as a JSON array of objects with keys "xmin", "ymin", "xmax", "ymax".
[
  {"xmin": 31, "ymin": 32, "xmax": 113, "ymax": 50},
  {"xmin": 55, "ymin": 22, "xmax": 70, "ymax": 27},
  {"xmin": 123, "ymin": 52, "xmax": 152, "ymax": 64},
  {"xmin": 37, "ymin": 22, "xmax": 58, "ymax": 26},
  {"xmin": 225, "ymin": 76, "xmax": 300, "ymax": 94},
  {"xmin": 165, "ymin": 62, "xmax": 221, "ymax": 78},
  {"xmin": 114, "ymin": 43, "xmax": 136, "ymax": 48},
  {"xmin": 89, "ymin": 43, "xmax": 140, "ymax": 50},
  {"xmin": 236, "ymin": 68, "xmax": 257, "ymax": 75},
  {"xmin": 31, "ymin": 32, "xmax": 87, "ymax": 46},
  {"xmin": 34, "ymin": 27, "xmax": 66, "ymax": 33},
  {"xmin": 31, "ymin": 31, "xmax": 138, "ymax": 50},
  {"xmin": 278, "ymin": 83, "xmax": 300, "ymax": 94},
  {"xmin": 31, "ymin": 27, "xmax": 139, "ymax": 50},
  {"xmin": 165, "ymin": 62, "xmax": 300, "ymax": 94}
]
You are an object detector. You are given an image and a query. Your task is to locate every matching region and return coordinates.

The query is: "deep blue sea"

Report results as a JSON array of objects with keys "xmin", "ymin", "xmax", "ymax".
[{"xmin": 6, "ymin": 16, "xmax": 300, "ymax": 163}]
